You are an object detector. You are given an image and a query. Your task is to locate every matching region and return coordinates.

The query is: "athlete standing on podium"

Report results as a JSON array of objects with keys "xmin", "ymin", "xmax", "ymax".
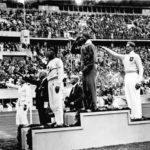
[
  {"xmin": 72, "ymin": 33, "xmax": 98, "ymax": 111},
  {"xmin": 101, "ymin": 42, "xmax": 143, "ymax": 119},
  {"xmin": 46, "ymin": 50, "xmax": 64, "ymax": 127}
]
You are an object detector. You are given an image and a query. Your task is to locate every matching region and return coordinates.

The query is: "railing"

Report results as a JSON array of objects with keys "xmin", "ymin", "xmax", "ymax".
[{"xmin": 0, "ymin": 7, "xmax": 149, "ymax": 16}]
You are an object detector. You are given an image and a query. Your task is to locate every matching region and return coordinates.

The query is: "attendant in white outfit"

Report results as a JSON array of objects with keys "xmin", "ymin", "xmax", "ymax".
[
  {"xmin": 101, "ymin": 42, "xmax": 143, "ymax": 119},
  {"xmin": 6, "ymin": 77, "xmax": 32, "ymax": 125},
  {"xmin": 46, "ymin": 51, "xmax": 64, "ymax": 126}
]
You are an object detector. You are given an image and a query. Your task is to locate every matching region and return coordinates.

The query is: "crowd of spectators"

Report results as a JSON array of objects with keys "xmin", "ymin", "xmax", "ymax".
[
  {"xmin": 0, "ymin": 39, "xmax": 150, "ymax": 98},
  {"xmin": 1, "ymin": 8, "xmax": 150, "ymax": 39},
  {"xmin": 1, "ymin": 41, "xmax": 150, "ymax": 96},
  {"xmin": 0, "ymin": 42, "xmax": 21, "ymax": 52},
  {"xmin": 1, "ymin": 7, "xmax": 150, "ymax": 110},
  {"xmin": 0, "ymin": 56, "xmax": 39, "ymax": 83}
]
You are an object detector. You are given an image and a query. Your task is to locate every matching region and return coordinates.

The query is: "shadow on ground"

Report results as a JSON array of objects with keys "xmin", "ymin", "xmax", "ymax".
[
  {"xmin": 0, "ymin": 139, "xmax": 150, "ymax": 150},
  {"xmin": 85, "ymin": 141, "xmax": 150, "ymax": 150},
  {"xmin": 0, "ymin": 139, "xmax": 18, "ymax": 150}
]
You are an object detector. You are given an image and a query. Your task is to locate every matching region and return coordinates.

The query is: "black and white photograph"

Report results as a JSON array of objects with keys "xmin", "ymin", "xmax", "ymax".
[{"xmin": 0, "ymin": 0, "xmax": 150, "ymax": 149}]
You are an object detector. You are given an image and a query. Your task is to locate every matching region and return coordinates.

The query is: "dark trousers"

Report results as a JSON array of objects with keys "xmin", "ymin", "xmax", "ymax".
[
  {"xmin": 38, "ymin": 108, "xmax": 51, "ymax": 125},
  {"xmin": 83, "ymin": 65, "xmax": 97, "ymax": 110}
]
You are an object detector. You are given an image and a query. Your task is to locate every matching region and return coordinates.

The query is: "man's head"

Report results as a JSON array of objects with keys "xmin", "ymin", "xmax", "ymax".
[
  {"xmin": 45, "ymin": 50, "xmax": 55, "ymax": 61},
  {"xmin": 39, "ymin": 71, "xmax": 47, "ymax": 81},
  {"xmin": 126, "ymin": 41, "xmax": 135, "ymax": 54},
  {"xmin": 75, "ymin": 32, "xmax": 91, "ymax": 46},
  {"xmin": 68, "ymin": 75, "xmax": 78, "ymax": 85},
  {"xmin": 71, "ymin": 32, "xmax": 91, "ymax": 54},
  {"xmin": 18, "ymin": 76, "xmax": 25, "ymax": 85}
]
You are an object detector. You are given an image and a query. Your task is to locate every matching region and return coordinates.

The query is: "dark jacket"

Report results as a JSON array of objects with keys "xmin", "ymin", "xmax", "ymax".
[
  {"xmin": 23, "ymin": 76, "xmax": 49, "ymax": 109},
  {"xmin": 65, "ymin": 82, "xmax": 84, "ymax": 110},
  {"xmin": 81, "ymin": 42, "xmax": 97, "ymax": 75}
]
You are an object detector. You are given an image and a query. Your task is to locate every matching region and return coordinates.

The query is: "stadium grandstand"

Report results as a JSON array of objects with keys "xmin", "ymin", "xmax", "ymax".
[
  {"xmin": 1, "ymin": 1, "xmax": 150, "ymax": 149},
  {"xmin": 0, "ymin": 0, "xmax": 150, "ymax": 109}
]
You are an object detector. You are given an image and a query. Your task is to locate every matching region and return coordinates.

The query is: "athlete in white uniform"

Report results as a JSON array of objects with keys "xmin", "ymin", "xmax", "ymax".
[
  {"xmin": 101, "ymin": 42, "xmax": 143, "ymax": 119},
  {"xmin": 6, "ymin": 77, "xmax": 32, "ymax": 125},
  {"xmin": 46, "ymin": 51, "xmax": 64, "ymax": 126}
]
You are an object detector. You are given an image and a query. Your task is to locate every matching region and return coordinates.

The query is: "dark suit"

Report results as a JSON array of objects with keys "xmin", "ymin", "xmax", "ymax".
[
  {"xmin": 24, "ymin": 76, "xmax": 51, "ymax": 125},
  {"xmin": 65, "ymin": 82, "xmax": 84, "ymax": 111},
  {"xmin": 81, "ymin": 40, "xmax": 97, "ymax": 110}
]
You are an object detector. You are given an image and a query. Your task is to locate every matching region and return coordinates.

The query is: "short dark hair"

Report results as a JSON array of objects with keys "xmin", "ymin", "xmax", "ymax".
[
  {"xmin": 45, "ymin": 50, "xmax": 55, "ymax": 60},
  {"xmin": 127, "ymin": 41, "xmax": 135, "ymax": 48},
  {"xmin": 74, "ymin": 35, "xmax": 86, "ymax": 46}
]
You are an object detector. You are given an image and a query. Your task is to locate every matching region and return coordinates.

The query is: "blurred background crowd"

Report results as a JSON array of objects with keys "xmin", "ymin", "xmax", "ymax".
[
  {"xmin": 1, "ymin": 8, "xmax": 150, "ymax": 39},
  {"xmin": 0, "ymin": 7, "xmax": 150, "ymax": 111},
  {"xmin": 1, "ymin": 43, "xmax": 150, "ymax": 96}
]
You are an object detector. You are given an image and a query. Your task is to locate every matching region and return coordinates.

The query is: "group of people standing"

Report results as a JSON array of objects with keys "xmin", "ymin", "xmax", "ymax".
[
  {"xmin": 24, "ymin": 50, "xmax": 65, "ymax": 127},
  {"xmin": 6, "ymin": 49, "xmax": 65, "ymax": 127},
  {"xmin": 6, "ymin": 32, "xmax": 144, "ymax": 130},
  {"xmin": 72, "ymin": 32, "xmax": 143, "ymax": 120}
]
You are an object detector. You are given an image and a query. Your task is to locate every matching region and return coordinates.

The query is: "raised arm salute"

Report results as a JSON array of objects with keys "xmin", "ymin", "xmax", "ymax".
[
  {"xmin": 101, "ymin": 46, "xmax": 124, "ymax": 60},
  {"xmin": 101, "ymin": 42, "xmax": 143, "ymax": 120}
]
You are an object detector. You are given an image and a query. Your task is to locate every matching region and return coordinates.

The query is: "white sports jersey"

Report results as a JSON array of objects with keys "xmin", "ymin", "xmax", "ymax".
[
  {"xmin": 17, "ymin": 83, "xmax": 31, "ymax": 106},
  {"xmin": 122, "ymin": 51, "xmax": 143, "ymax": 81},
  {"xmin": 47, "ymin": 58, "xmax": 64, "ymax": 85}
]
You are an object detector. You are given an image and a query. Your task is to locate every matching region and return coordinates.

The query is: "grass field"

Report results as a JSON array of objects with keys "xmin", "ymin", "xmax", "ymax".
[{"xmin": 0, "ymin": 139, "xmax": 150, "ymax": 150}]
